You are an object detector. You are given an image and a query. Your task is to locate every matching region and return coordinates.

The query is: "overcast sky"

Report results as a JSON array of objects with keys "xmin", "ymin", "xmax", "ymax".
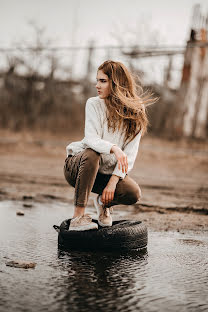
[
  {"xmin": 1, "ymin": 0, "xmax": 208, "ymax": 48},
  {"xmin": 0, "ymin": 0, "xmax": 207, "ymax": 85}
]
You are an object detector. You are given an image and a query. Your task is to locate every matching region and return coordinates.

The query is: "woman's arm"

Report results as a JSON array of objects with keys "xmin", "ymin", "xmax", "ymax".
[
  {"xmin": 111, "ymin": 131, "xmax": 142, "ymax": 179},
  {"xmin": 83, "ymin": 98, "xmax": 116, "ymax": 154}
]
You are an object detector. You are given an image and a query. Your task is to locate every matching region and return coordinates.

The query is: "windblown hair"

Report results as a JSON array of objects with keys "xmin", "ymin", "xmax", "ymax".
[{"xmin": 98, "ymin": 60, "xmax": 157, "ymax": 146}]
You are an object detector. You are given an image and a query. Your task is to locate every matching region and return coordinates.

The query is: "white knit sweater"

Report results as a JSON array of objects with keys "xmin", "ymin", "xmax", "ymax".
[{"xmin": 66, "ymin": 96, "xmax": 141, "ymax": 179}]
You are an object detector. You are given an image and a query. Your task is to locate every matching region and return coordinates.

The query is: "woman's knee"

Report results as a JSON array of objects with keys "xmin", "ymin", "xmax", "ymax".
[
  {"xmin": 135, "ymin": 185, "xmax": 142, "ymax": 201},
  {"xmin": 122, "ymin": 185, "xmax": 141, "ymax": 205},
  {"xmin": 129, "ymin": 186, "xmax": 141, "ymax": 204}
]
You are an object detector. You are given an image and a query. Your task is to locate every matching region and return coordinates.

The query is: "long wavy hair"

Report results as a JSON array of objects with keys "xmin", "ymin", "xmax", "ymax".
[{"xmin": 98, "ymin": 60, "xmax": 157, "ymax": 146}]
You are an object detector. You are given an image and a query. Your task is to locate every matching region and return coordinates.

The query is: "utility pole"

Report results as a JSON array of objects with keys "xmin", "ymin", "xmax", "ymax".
[{"xmin": 83, "ymin": 41, "xmax": 95, "ymax": 98}]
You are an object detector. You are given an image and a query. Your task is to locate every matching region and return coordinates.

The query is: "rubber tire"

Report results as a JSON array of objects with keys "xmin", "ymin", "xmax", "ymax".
[{"xmin": 56, "ymin": 219, "xmax": 148, "ymax": 252}]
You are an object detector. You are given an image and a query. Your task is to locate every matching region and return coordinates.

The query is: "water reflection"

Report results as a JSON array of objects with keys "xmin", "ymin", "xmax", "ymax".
[
  {"xmin": 56, "ymin": 248, "xmax": 148, "ymax": 312},
  {"xmin": 0, "ymin": 201, "xmax": 208, "ymax": 312}
]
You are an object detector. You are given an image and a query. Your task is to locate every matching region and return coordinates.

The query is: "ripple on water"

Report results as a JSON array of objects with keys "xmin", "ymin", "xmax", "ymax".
[{"xmin": 0, "ymin": 201, "xmax": 208, "ymax": 312}]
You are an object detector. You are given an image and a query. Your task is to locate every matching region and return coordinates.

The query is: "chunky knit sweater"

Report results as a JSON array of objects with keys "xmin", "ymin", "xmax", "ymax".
[{"xmin": 66, "ymin": 96, "xmax": 141, "ymax": 179}]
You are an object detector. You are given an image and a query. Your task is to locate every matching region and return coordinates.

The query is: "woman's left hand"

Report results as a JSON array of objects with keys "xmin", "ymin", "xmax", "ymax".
[{"xmin": 101, "ymin": 181, "xmax": 117, "ymax": 206}]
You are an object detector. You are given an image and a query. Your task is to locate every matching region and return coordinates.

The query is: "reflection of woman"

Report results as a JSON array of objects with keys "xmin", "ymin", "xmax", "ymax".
[
  {"xmin": 57, "ymin": 249, "xmax": 147, "ymax": 311},
  {"xmin": 64, "ymin": 60, "xmax": 155, "ymax": 231}
]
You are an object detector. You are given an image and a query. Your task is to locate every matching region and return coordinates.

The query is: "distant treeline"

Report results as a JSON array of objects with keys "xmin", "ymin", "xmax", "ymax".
[
  {"xmin": 0, "ymin": 70, "xmax": 97, "ymax": 133},
  {"xmin": 0, "ymin": 69, "xmax": 178, "ymax": 138},
  {"xmin": 0, "ymin": 21, "xmax": 182, "ymax": 138}
]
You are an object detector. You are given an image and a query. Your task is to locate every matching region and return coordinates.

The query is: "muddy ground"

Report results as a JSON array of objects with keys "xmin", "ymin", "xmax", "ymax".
[{"xmin": 0, "ymin": 129, "xmax": 208, "ymax": 233}]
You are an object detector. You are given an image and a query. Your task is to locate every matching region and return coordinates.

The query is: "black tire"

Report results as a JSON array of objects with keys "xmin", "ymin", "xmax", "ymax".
[{"xmin": 54, "ymin": 219, "xmax": 148, "ymax": 252}]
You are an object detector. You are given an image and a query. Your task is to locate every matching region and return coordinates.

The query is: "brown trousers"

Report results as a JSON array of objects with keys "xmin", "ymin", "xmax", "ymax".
[{"xmin": 64, "ymin": 148, "xmax": 141, "ymax": 208}]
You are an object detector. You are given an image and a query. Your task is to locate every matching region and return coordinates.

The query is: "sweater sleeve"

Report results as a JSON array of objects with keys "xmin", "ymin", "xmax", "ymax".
[
  {"xmin": 83, "ymin": 98, "xmax": 116, "ymax": 154},
  {"xmin": 112, "ymin": 131, "xmax": 142, "ymax": 179}
]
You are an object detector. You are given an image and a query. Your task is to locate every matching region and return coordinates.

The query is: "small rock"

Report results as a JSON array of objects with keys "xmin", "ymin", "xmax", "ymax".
[
  {"xmin": 16, "ymin": 210, "xmax": 24, "ymax": 216},
  {"xmin": 22, "ymin": 195, "xmax": 33, "ymax": 200},
  {"xmin": 6, "ymin": 260, "xmax": 36, "ymax": 269},
  {"xmin": 23, "ymin": 203, "xmax": 33, "ymax": 208}
]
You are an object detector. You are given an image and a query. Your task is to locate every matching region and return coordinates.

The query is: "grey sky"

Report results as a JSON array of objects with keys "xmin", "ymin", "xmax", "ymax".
[
  {"xmin": 0, "ymin": 0, "xmax": 207, "ymax": 85},
  {"xmin": 0, "ymin": 0, "xmax": 208, "ymax": 48}
]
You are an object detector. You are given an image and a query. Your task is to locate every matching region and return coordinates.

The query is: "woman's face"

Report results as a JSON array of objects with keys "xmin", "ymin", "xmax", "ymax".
[{"xmin": 96, "ymin": 70, "xmax": 111, "ymax": 99}]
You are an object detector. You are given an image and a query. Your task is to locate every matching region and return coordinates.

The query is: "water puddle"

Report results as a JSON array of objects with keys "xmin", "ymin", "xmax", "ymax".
[{"xmin": 0, "ymin": 200, "xmax": 207, "ymax": 312}]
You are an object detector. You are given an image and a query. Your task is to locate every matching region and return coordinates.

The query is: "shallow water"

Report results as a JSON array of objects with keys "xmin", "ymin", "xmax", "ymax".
[{"xmin": 0, "ymin": 200, "xmax": 208, "ymax": 312}]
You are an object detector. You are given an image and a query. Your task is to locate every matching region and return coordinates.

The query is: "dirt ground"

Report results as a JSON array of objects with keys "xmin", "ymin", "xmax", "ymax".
[{"xmin": 0, "ymin": 129, "xmax": 208, "ymax": 233}]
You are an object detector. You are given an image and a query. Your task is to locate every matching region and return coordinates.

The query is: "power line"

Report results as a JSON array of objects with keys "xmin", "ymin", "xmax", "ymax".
[{"xmin": 0, "ymin": 42, "xmax": 207, "ymax": 53}]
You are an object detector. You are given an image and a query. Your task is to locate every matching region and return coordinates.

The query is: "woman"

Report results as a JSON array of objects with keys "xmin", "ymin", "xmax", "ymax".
[{"xmin": 64, "ymin": 60, "xmax": 154, "ymax": 231}]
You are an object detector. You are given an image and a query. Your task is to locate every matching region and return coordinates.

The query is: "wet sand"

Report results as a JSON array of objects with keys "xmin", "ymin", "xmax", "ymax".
[{"xmin": 0, "ymin": 129, "xmax": 208, "ymax": 233}]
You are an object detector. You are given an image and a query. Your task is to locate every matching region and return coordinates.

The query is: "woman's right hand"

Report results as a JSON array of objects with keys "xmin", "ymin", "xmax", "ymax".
[{"xmin": 110, "ymin": 145, "xmax": 128, "ymax": 173}]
